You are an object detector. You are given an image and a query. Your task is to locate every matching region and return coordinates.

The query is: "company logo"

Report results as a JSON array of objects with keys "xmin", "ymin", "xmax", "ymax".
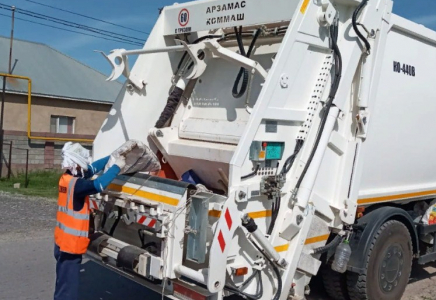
[
  {"xmin": 205, "ymin": 1, "xmax": 246, "ymax": 26},
  {"xmin": 178, "ymin": 8, "xmax": 189, "ymax": 27}
]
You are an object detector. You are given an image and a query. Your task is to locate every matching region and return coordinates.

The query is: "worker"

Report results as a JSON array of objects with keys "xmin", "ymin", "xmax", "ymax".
[{"xmin": 54, "ymin": 142, "xmax": 128, "ymax": 300}]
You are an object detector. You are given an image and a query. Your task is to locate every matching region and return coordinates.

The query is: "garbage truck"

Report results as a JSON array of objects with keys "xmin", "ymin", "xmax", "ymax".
[{"xmin": 86, "ymin": 0, "xmax": 436, "ymax": 299}]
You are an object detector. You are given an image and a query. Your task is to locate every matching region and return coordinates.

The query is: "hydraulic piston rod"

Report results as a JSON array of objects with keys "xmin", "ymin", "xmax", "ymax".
[{"xmin": 241, "ymin": 214, "xmax": 287, "ymax": 267}]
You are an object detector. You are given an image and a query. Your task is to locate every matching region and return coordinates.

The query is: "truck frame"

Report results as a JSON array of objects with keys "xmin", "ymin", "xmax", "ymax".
[{"xmin": 86, "ymin": 0, "xmax": 436, "ymax": 299}]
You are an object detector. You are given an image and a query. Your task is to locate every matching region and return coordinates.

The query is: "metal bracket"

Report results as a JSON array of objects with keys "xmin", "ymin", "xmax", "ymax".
[
  {"xmin": 177, "ymin": 40, "xmax": 208, "ymax": 80},
  {"xmin": 317, "ymin": 0, "xmax": 337, "ymax": 27},
  {"xmin": 96, "ymin": 48, "xmax": 131, "ymax": 82},
  {"xmin": 122, "ymin": 208, "xmax": 136, "ymax": 225},
  {"xmin": 356, "ymin": 110, "xmax": 370, "ymax": 139},
  {"xmin": 97, "ymin": 39, "xmax": 210, "ymax": 90},
  {"xmin": 203, "ymin": 40, "xmax": 268, "ymax": 80}
]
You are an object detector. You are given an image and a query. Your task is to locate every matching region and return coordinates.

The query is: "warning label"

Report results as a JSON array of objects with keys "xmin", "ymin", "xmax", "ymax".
[{"xmin": 175, "ymin": 8, "xmax": 192, "ymax": 33}]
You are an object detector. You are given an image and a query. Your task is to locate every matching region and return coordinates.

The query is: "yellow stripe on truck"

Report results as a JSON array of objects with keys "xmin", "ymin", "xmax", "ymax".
[
  {"xmin": 248, "ymin": 210, "xmax": 272, "ymax": 219},
  {"xmin": 107, "ymin": 184, "xmax": 180, "ymax": 206},
  {"xmin": 305, "ymin": 234, "xmax": 330, "ymax": 245},
  {"xmin": 358, "ymin": 189, "xmax": 436, "ymax": 205},
  {"xmin": 208, "ymin": 210, "xmax": 272, "ymax": 218},
  {"xmin": 274, "ymin": 235, "xmax": 330, "ymax": 252},
  {"xmin": 274, "ymin": 244, "xmax": 289, "ymax": 253},
  {"xmin": 300, "ymin": 0, "xmax": 310, "ymax": 14}
]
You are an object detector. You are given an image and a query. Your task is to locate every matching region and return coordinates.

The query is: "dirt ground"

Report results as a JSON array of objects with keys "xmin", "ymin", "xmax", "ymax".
[
  {"xmin": 2, "ymin": 192, "xmax": 436, "ymax": 300},
  {"xmin": 403, "ymin": 264, "xmax": 436, "ymax": 300},
  {"xmin": 307, "ymin": 263, "xmax": 436, "ymax": 300}
]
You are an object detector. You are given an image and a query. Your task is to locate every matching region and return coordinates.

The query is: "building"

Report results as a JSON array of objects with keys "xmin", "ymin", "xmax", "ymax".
[{"xmin": 0, "ymin": 36, "xmax": 122, "ymax": 174}]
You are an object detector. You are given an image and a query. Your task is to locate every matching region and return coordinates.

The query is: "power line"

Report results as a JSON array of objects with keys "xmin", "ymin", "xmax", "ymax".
[
  {"xmin": 0, "ymin": 3, "xmax": 145, "ymax": 44},
  {"xmin": 22, "ymin": 0, "xmax": 149, "ymax": 35},
  {"xmin": 15, "ymin": 5, "xmax": 145, "ymax": 42},
  {"xmin": 0, "ymin": 12, "xmax": 143, "ymax": 46},
  {"xmin": 16, "ymin": 9, "xmax": 144, "ymax": 45},
  {"xmin": 15, "ymin": 6, "xmax": 144, "ymax": 42},
  {"xmin": 0, "ymin": 7, "xmax": 145, "ymax": 46}
]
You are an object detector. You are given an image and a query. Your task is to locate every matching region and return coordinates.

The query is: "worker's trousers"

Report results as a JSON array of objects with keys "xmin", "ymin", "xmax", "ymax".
[{"xmin": 54, "ymin": 244, "xmax": 82, "ymax": 300}]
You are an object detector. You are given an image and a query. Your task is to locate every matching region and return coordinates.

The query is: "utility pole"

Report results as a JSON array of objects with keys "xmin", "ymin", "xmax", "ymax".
[{"xmin": 0, "ymin": 6, "xmax": 15, "ymax": 177}]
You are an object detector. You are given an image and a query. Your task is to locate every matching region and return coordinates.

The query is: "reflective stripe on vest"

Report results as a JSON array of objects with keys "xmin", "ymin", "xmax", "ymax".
[
  {"xmin": 59, "ymin": 177, "xmax": 90, "ymax": 226},
  {"xmin": 58, "ymin": 206, "xmax": 89, "ymax": 220},
  {"xmin": 66, "ymin": 177, "xmax": 76, "ymax": 208},
  {"xmin": 58, "ymin": 177, "xmax": 90, "ymax": 221},
  {"xmin": 55, "ymin": 174, "xmax": 90, "ymax": 254},
  {"xmin": 56, "ymin": 221, "xmax": 89, "ymax": 238}
]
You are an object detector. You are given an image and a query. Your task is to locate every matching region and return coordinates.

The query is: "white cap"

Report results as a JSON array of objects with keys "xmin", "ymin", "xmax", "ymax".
[{"xmin": 61, "ymin": 142, "xmax": 90, "ymax": 175}]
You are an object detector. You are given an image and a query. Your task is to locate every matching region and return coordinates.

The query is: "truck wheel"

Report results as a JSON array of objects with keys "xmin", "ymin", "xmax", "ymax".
[
  {"xmin": 347, "ymin": 220, "xmax": 412, "ymax": 300},
  {"xmin": 321, "ymin": 265, "xmax": 349, "ymax": 300}
]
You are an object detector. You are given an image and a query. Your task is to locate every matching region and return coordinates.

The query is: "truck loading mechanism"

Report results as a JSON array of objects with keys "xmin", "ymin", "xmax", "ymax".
[{"xmin": 88, "ymin": 0, "xmax": 436, "ymax": 299}]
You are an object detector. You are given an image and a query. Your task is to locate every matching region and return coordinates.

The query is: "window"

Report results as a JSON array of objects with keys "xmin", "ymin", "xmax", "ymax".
[{"xmin": 50, "ymin": 116, "xmax": 75, "ymax": 134}]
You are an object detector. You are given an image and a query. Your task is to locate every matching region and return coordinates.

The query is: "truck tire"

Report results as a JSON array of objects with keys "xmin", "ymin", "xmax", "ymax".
[
  {"xmin": 321, "ymin": 265, "xmax": 349, "ymax": 300},
  {"xmin": 347, "ymin": 220, "xmax": 412, "ymax": 300}
]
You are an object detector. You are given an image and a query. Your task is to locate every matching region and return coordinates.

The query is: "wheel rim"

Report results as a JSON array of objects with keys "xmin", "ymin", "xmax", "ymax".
[{"xmin": 379, "ymin": 244, "xmax": 404, "ymax": 293}]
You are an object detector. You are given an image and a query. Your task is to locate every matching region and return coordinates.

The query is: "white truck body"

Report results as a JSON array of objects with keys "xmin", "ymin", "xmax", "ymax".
[{"xmin": 88, "ymin": 0, "xmax": 436, "ymax": 299}]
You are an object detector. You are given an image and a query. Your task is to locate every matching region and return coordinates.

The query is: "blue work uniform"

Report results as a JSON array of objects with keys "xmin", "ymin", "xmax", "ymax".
[{"xmin": 54, "ymin": 156, "xmax": 120, "ymax": 300}]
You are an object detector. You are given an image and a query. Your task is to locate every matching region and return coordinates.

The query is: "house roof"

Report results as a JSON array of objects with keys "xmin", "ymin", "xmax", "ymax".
[{"xmin": 0, "ymin": 36, "xmax": 122, "ymax": 104}]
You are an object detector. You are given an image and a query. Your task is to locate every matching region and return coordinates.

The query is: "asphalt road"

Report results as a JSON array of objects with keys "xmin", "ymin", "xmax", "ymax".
[
  {"xmin": 0, "ymin": 235, "xmax": 168, "ymax": 300},
  {"xmin": 0, "ymin": 192, "xmax": 165, "ymax": 300},
  {"xmin": 1, "ymin": 192, "xmax": 436, "ymax": 300}
]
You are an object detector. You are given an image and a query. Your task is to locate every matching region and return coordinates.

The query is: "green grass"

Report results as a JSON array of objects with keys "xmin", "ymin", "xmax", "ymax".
[{"xmin": 0, "ymin": 170, "xmax": 62, "ymax": 199}]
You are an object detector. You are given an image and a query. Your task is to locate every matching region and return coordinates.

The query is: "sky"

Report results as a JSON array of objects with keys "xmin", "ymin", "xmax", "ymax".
[{"xmin": 0, "ymin": 0, "xmax": 435, "ymax": 76}]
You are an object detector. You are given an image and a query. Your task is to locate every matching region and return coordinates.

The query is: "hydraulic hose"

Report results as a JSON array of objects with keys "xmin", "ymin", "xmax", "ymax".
[
  {"xmin": 234, "ymin": 26, "xmax": 247, "ymax": 56},
  {"xmin": 241, "ymin": 217, "xmax": 282, "ymax": 300},
  {"xmin": 268, "ymin": 196, "xmax": 281, "ymax": 235},
  {"xmin": 313, "ymin": 235, "xmax": 341, "ymax": 255},
  {"xmin": 251, "ymin": 240, "xmax": 282, "ymax": 300},
  {"xmin": 281, "ymin": 140, "xmax": 304, "ymax": 175},
  {"xmin": 268, "ymin": 199, "xmax": 277, "ymax": 235},
  {"xmin": 241, "ymin": 163, "xmax": 260, "ymax": 180},
  {"xmin": 295, "ymin": 19, "xmax": 342, "ymax": 190},
  {"xmin": 232, "ymin": 27, "xmax": 262, "ymax": 98},
  {"xmin": 352, "ymin": 0, "xmax": 371, "ymax": 53},
  {"xmin": 232, "ymin": 68, "xmax": 250, "ymax": 99},
  {"xmin": 176, "ymin": 34, "xmax": 223, "ymax": 72},
  {"xmin": 225, "ymin": 270, "xmax": 264, "ymax": 300},
  {"xmin": 232, "ymin": 26, "xmax": 248, "ymax": 98},
  {"xmin": 155, "ymin": 86, "xmax": 184, "ymax": 128},
  {"xmin": 270, "ymin": 263, "xmax": 282, "ymax": 300}
]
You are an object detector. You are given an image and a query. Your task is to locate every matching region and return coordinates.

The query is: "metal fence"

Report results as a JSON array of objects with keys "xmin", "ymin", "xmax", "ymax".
[{"xmin": 2, "ymin": 141, "xmax": 29, "ymax": 187}]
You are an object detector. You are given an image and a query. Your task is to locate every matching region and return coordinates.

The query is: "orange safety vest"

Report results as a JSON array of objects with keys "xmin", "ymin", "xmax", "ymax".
[{"xmin": 54, "ymin": 173, "xmax": 90, "ymax": 254}]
